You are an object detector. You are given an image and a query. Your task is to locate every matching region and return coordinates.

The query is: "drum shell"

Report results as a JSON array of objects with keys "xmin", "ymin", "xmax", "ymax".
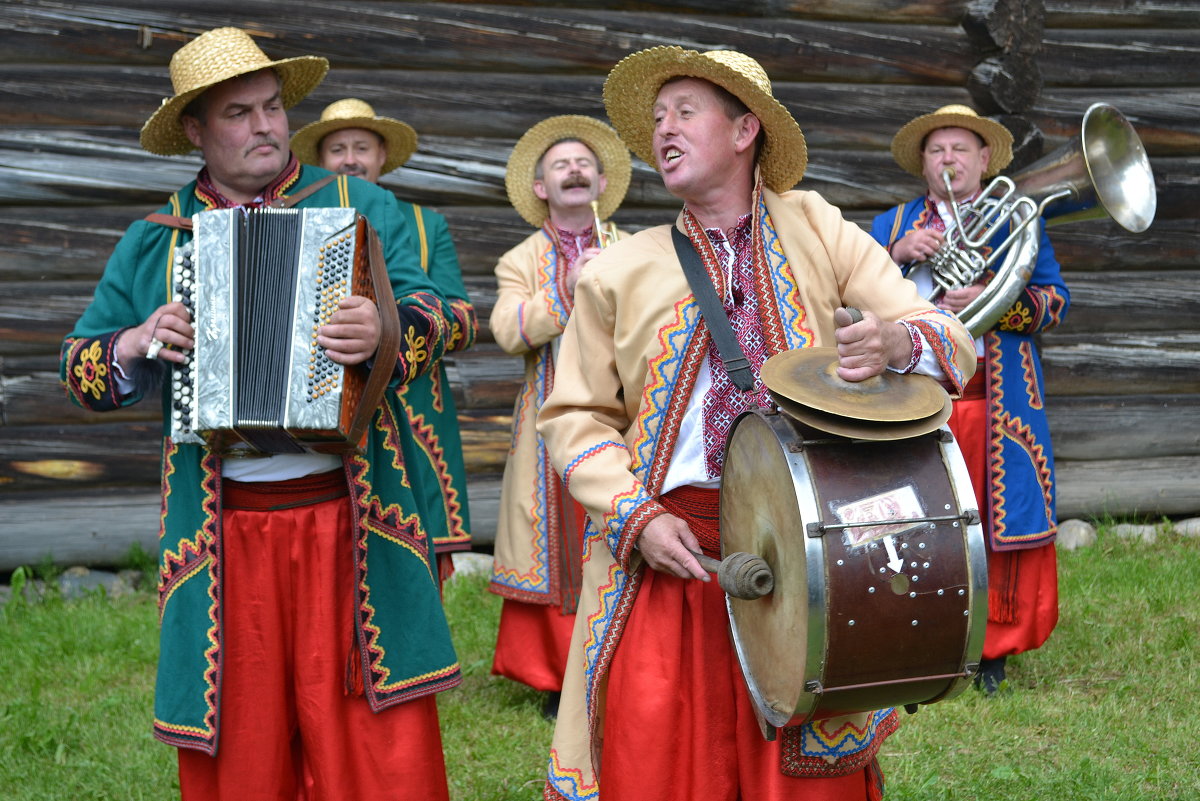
[{"xmin": 719, "ymin": 409, "xmax": 986, "ymax": 728}]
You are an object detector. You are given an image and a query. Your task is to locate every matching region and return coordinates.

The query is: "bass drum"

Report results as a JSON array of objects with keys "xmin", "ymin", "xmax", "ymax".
[{"xmin": 719, "ymin": 408, "xmax": 987, "ymax": 729}]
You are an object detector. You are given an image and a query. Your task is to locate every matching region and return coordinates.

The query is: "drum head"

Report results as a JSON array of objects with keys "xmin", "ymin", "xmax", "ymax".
[
  {"xmin": 720, "ymin": 409, "xmax": 987, "ymax": 729},
  {"xmin": 719, "ymin": 410, "xmax": 817, "ymax": 728}
]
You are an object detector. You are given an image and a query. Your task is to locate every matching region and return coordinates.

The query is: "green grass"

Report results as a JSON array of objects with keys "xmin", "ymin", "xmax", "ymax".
[
  {"xmin": 883, "ymin": 530, "xmax": 1200, "ymax": 800},
  {"xmin": 0, "ymin": 583, "xmax": 172, "ymax": 800},
  {"xmin": 2, "ymin": 529, "xmax": 1199, "ymax": 800}
]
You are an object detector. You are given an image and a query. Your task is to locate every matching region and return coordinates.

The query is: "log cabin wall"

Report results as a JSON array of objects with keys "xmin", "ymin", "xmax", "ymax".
[{"xmin": 1, "ymin": 0, "xmax": 1196, "ymax": 569}]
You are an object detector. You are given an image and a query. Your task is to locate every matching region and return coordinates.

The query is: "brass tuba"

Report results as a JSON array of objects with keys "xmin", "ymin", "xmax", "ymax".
[
  {"xmin": 590, "ymin": 199, "xmax": 620, "ymax": 248},
  {"xmin": 911, "ymin": 103, "xmax": 1157, "ymax": 338}
]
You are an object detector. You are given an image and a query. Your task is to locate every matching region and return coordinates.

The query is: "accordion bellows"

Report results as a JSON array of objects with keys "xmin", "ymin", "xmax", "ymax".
[{"xmin": 170, "ymin": 207, "xmax": 400, "ymax": 454}]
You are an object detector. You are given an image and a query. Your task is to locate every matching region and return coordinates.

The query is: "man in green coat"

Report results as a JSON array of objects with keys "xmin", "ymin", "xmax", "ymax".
[
  {"xmin": 60, "ymin": 27, "xmax": 460, "ymax": 800},
  {"xmin": 292, "ymin": 98, "xmax": 478, "ymax": 586}
]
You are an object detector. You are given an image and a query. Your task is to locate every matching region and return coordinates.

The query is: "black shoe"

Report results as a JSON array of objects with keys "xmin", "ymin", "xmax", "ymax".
[
  {"xmin": 542, "ymin": 691, "xmax": 561, "ymax": 721},
  {"xmin": 974, "ymin": 657, "xmax": 1007, "ymax": 696}
]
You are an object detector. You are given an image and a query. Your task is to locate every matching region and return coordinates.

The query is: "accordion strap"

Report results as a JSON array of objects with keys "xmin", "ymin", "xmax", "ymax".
[{"xmin": 143, "ymin": 173, "xmax": 340, "ymax": 230}]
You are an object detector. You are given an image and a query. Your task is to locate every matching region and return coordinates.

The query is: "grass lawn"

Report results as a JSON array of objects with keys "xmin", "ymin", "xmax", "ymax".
[{"xmin": 2, "ymin": 527, "xmax": 1197, "ymax": 799}]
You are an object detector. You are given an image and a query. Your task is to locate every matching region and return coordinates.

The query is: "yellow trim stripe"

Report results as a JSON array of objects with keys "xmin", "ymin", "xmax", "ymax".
[
  {"xmin": 413, "ymin": 205, "xmax": 430, "ymax": 272},
  {"xmin": 164, "ymin": 193, "xmax": 182, "ymax": 300},
  {"xmin": 337, "ymin": 174, "xmax": 350, "ymax": 207}
]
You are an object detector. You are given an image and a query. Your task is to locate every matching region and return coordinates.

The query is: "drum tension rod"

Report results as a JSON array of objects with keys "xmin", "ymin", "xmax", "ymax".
[{"xmin": 805, "ymin": 510, "xmax": 980, "ymax": 538}]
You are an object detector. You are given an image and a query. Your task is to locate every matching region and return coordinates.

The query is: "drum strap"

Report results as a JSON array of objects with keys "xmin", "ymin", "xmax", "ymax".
[{"xmin": 670, "ymin": 226, "xmax": 755, "ymax": 392}]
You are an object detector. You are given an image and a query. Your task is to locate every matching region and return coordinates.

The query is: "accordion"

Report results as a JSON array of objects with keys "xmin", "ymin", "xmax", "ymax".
[{"xmin": 169, "ymin": 206, "xmax": 400, "ymax": 455}]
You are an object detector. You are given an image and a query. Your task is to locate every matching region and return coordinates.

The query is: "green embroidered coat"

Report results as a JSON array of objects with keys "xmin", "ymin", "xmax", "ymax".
[
  {"xmin": 392, "ymin": 201, "xmax": 477, "ymax": 556},
  {"xmin": 60, "ymin": 167, "xmax": 462, "ymax": 754}
]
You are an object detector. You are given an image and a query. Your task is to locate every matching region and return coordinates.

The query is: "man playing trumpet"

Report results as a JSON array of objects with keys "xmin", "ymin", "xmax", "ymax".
[
  {"xmin": 488, "ymin": 115, "xmax": 632, "ymax": 718},
  {"xmin": 870, "ymin": 105, "xmax": 1071, "ymax": 695}
]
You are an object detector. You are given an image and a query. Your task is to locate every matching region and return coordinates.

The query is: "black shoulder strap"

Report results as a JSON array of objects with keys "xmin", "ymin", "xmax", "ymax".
[{"xmin": 670, "ymin": 226, "xmax": 755, "ymax": 392}]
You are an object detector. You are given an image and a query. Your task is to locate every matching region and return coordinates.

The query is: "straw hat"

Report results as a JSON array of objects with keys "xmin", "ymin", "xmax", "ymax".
[
  {"xmin": 602, "ymin": 46, "xmax": 807, "ymax": 193},
  {"xmin": 891, "ymin": 104, "xmax": 1014, "ymax": 179},
  {"xmin": 290, "ymin": 99, "xmax": 418, "ymax": 175},
  {"xmin": 504, "ymin": 115, "xmax": 632, "ymax": 228},
  {"xmin": 140, "ymin": 27, "xmax": 328, "ymax": 156}
]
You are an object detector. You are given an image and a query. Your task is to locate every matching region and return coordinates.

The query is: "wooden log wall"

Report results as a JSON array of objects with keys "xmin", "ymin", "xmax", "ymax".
[{"xmin": 1, "ymin": 0, "xmax": 1197, "ymax": 569}]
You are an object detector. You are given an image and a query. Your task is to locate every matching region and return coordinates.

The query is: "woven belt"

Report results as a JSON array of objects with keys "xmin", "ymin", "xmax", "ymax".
[
  {"xmin": 960, "ymin": 359, "xmax": 987, "ymax": 402},
  {"xmin": 222, "ymin": 469, "xmax": 348, "ymax": 512},
  {"xmin": 658, "ymin": 485, "xmax": 721, "ymax": 559}
]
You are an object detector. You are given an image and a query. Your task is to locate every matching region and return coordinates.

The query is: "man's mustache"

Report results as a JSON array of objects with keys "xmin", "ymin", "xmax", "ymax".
[
  {"xmin": 337, "ymin": 164, "xmax": 367, "ymax": 176},
  {"xmin": 561, "ymin": 173, "xmax": 591, "ymax": 190},
  {"xmin": 244, "ymin": 137, "xmax": 280, "ymax": 155}
]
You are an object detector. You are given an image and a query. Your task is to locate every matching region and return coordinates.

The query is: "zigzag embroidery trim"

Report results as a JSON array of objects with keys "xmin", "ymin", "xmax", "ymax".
[
  {"xmin": 546, "ymin": 748, "xmax": 600, "ymax": 800},
  {"xmin": 631, "ymin": 297, "xmax": 699, "ymax": 487},
  {"xmin": 562, "ymin": 440, "xmax": 625, "ymax": 487}
]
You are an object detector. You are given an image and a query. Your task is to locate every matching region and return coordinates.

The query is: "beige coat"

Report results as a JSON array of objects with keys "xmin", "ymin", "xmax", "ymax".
[
  {"xmin": 538, "ymin": 188, "xmax": 977, "ymax": 798},
  {"xmin": 489, "ymin": 226, "xmax": 628, "ymax": 609}
]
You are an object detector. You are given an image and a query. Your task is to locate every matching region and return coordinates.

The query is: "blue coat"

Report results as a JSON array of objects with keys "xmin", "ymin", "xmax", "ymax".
[{"xmin": 870, "ymin": 197, "xmax": 1070, "ymax": 551}]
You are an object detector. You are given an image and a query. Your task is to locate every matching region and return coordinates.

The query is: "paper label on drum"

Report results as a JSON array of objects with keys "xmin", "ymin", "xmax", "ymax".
[{"xmin": 835, "ymin": 485, "xmax": 925, "ymax": 546}]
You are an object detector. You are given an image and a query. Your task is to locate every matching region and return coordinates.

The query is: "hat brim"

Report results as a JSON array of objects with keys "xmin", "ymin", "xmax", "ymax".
[
  {"xmin": 504, "ymin": 115, "xmax": 632, "ymax": 229},
  {"xmin": 891, "ymin": 111, "xmax": 1014, "ymax": 179},
  {"xmin": 602, "ymin": 46, "xmax": 807, "ymax": 193},
  {"xmin": 291, "ymin": 115, "xmax": 418, "ymax": 175},
  {"xmin": 140, "ymin": 55, "xmax": 329, "ymax": 156}
]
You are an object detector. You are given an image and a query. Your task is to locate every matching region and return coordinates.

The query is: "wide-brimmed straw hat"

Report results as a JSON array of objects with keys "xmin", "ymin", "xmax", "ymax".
[
  {"xmin": 140, "ymin": 27, "xmax": 328, "ymax": 156},
  {"xmin": 602, "ymin": 46, "xmax": 807, "ymax": 193},
  {"xmin": 891, "ymin": 104, "xmax": 1014, "ymax": 178},
  {"xmin": 290, "ymin": 98, "xmax": 418, "ymax": 175},
  {"xmin": 505, "ymin": 115, "xmax": 632, "ymax": 228}
]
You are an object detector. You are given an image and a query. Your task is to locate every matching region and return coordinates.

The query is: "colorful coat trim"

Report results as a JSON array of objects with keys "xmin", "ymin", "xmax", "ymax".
[
  {"xmin": 60, "ymin": 166, "xmax": 462, "ymax": 754},
  {"xmin": 538, "ymin": 188, "xmax": 977, "ymax": 798},
  {"xmin": 780, "ymin": 709, "xmax": 901, "ymax": 777},
  {"xmin": 488, "ymin": 225, "xmax": 630, "ymax": 608},
  {"xmin": 870, "ymin": 196, "xmax": 1070, "ymax": 551},
  {"xmin": 392, "ymin": 201, "xmax": 477, "ymax": 553}
]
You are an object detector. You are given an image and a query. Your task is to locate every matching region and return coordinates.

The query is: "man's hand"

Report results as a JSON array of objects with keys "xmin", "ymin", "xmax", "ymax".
[
  {"xmin": 116, "ymin": 301, "xmax": 193, "ymax": 366},
  {"xmin": 318, "ymin": 295, "xmax": 381, "ymax": 365},
  {"xmin": 833, "ymin": 307, "xmax": 912, "ymax": 382},
  {"xmin": 636, "ymin": 513, "xmax": 711, "ymax": 581},
  {"xmin": 937, "ymin": 282, "xmax": 986, "ymax": 314},
  {"xmin": 565, "ymin": 246, "xmax": 602, "ymax": 297},
  {"xmin": 890, "ymin": 228, "xmax": 944, "ymax": 264}
]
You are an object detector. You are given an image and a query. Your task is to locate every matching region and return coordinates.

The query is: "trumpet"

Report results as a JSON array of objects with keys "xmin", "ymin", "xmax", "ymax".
[{"xmin": 591, "ymin": 200, "xmax": 620, "ymax": 249}]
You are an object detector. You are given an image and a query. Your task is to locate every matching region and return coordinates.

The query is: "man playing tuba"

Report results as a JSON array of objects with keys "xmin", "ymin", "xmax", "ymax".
[{"xmin": 870, "ymin": 104, "xmax": 1071, "ymax": 695}]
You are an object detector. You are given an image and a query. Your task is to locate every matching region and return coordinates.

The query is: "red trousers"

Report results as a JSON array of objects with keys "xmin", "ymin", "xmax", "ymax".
[
  {"xmin": 948, "ymin": 388, "xmax": 1059, "ymax": 659},
  {"xmin": 491, "ymin": 490, "xmax": 587, "ymax": 693},
  {"xmin": 177, "ymin": 492, "xmax": 450, "ymax": 801},
  {"xmin": 491, "ymin": 597, "xmax": 575, "ymax": 692},
  {"xmin": 601, "ymin": 567, "xmax": 877, "ymax": 800}
]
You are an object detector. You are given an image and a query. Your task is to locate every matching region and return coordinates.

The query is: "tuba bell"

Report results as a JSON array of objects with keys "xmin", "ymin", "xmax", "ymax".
[{"xmin": 911, "ymin": 103, "xmax": 1157, "ymax": 338}]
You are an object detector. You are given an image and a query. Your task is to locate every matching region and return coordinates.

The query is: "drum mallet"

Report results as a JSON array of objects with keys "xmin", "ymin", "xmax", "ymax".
[{"xmin": 689, "ymin": 551, "xmax": 775, "ymax": 600}]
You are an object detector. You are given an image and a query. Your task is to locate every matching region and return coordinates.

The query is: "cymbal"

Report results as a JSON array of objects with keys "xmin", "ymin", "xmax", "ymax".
[
  {"xmin": 772, "ymin": 391, "xmax": 953, "ymax": 441},
  {"xmin": 761, "ymin": 347, "xmax": 948, "ymax": 423}
]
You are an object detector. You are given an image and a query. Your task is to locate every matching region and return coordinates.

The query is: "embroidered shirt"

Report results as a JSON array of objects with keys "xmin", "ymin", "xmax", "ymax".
[{"xmin": 662, "ymin": 213, "xmax": 773, "ymax": 492}]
